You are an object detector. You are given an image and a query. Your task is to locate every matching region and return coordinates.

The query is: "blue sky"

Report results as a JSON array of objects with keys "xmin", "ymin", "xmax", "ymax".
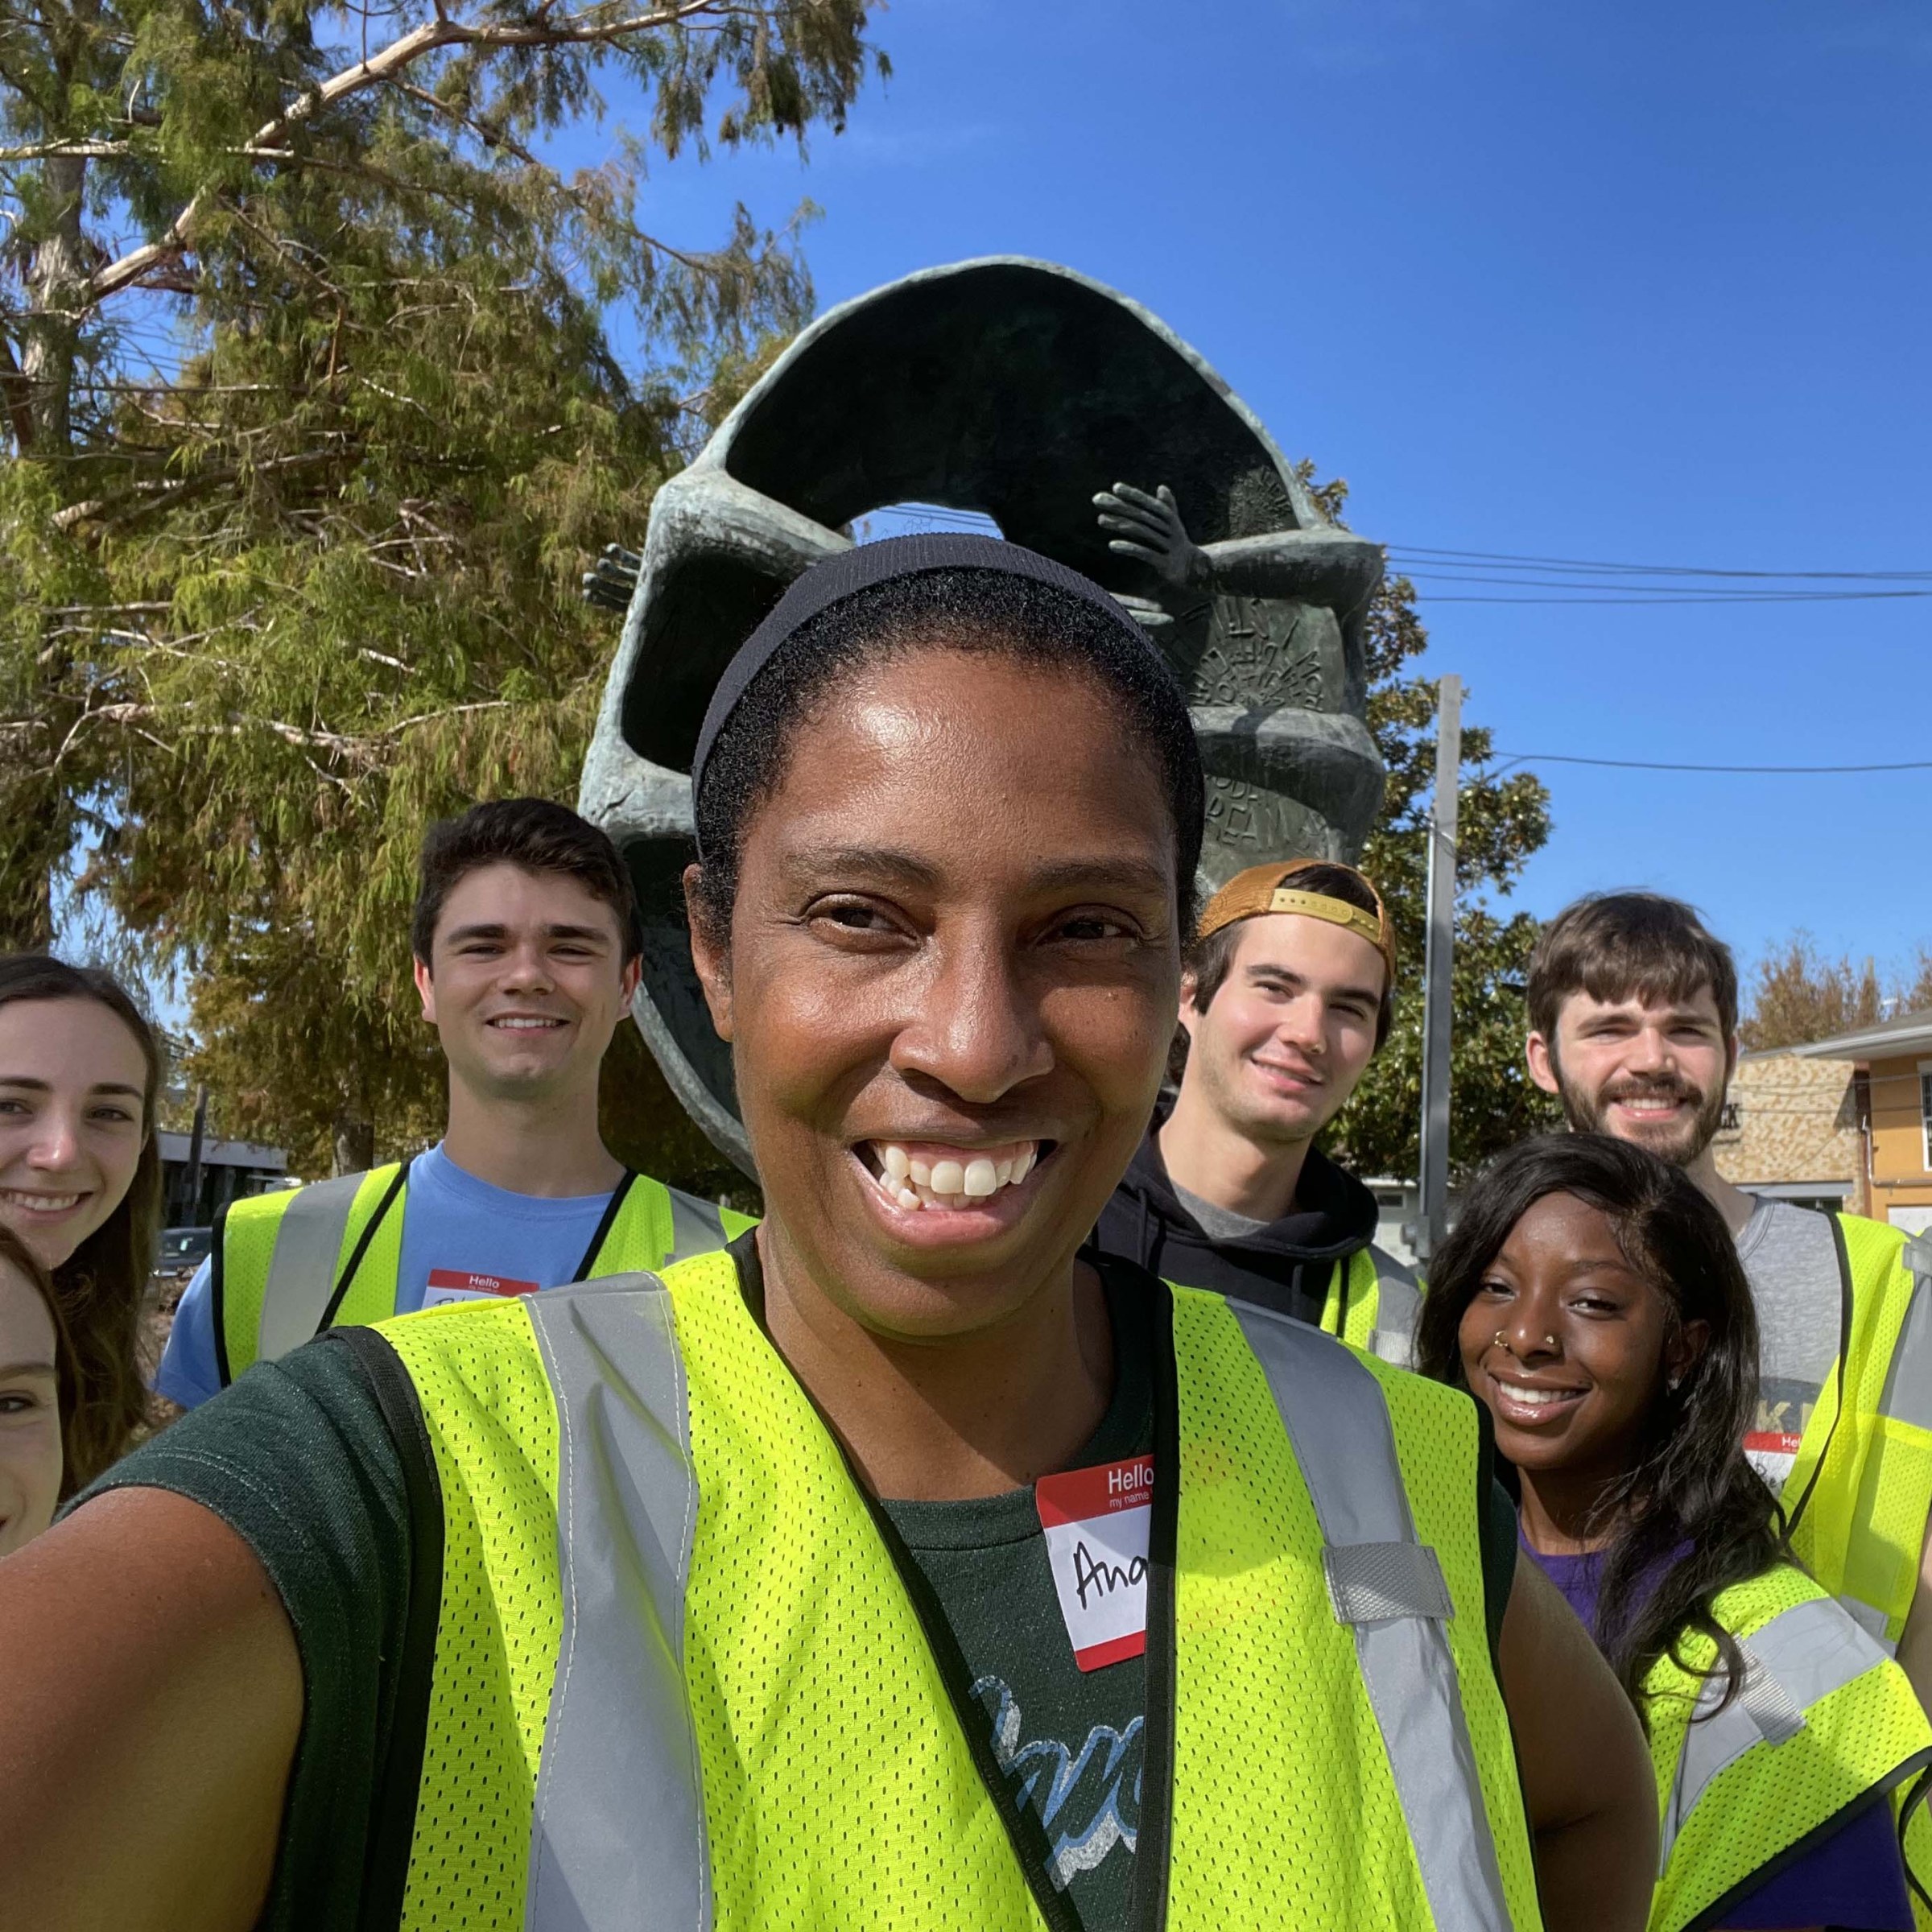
[{"xmin": 604, "ymin": 1, "xmax": 1932, "ymax": 987}]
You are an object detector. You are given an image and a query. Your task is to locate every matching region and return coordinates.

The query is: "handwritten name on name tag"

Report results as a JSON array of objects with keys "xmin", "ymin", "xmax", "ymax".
[
  {"xmin": 422, "ymin": 1267, "xmax": 541, "ymax": 1311},
  {"xmin": 1034, "ymin": 1455, "xmax": 1154, "ymax": 1672},
  {"xmin": 1744, "ymin": 1428, "xmax": 1802, "ymax": 1495}
]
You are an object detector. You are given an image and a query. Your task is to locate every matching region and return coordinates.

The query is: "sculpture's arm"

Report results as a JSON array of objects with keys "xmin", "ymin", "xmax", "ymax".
[
  {"xmin": 1094, "ymin": 481, "xmax": 1382, "ymax": 626},
  {"xmin": 1197, "ymin": 528, "xmax": 1382, "ymax": 616}
]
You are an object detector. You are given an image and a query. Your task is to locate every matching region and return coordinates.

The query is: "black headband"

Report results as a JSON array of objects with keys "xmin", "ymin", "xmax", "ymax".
[{"xmin": 688, "ymin": 531, "xmax": 1158, "ymax": 807}]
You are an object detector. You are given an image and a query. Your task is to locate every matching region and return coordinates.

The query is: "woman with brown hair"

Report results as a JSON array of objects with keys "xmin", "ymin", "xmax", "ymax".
[{"xmin": 0, "ymin": 955, "xmax": 162, "ymax": 1492}]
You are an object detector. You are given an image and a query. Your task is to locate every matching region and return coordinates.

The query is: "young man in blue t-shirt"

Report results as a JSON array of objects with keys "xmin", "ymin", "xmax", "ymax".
[{"xmin": 157, "ymin": 798, "xmax": 733, "ymax": 1408}]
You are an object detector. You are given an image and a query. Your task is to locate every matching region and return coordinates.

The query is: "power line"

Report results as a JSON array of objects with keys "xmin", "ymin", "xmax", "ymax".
[
  {"xmin": 1386, "ymin": 544, "xmax": 1932, "ymax": 583},
  {"xmin": 857, "ymin": 506, "xmax": 1931, "ymax": 605},
  {"xmin": 1494, "ymin": 753, "xmax": 1932, "ymax": 775},
  {"xmin": 1398, "ymin": 572, "xmax": 1923, "ymax": 593},
  {"xmin": 1407, "ymin": 587, "xmax": 1932, "ymax": 605}
]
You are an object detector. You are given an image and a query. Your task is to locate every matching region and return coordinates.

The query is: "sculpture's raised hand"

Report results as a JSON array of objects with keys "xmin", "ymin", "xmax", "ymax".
[
  {"xmin": 1093, "ymin": 481, "xmax": 1210, "ymax": 592},
  {"xmin": 582, "ymin": 543, "xmax": 642, "ymax": 613},
  {"xmin": 1110, "ymin": 592, "xmax": 1174, "ymax": 630}
]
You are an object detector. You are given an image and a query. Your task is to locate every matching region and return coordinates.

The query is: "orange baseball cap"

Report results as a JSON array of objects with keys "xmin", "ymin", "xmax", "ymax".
[{"xmin": 1195, "ymin": 858, "xmax": 1397, "ymax": 989}]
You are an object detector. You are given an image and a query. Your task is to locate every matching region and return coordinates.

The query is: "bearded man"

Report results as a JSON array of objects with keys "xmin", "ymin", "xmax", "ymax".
[{"xmin": 1525, "ymin": 891, "xmax": 1932, "ymax": 1711}]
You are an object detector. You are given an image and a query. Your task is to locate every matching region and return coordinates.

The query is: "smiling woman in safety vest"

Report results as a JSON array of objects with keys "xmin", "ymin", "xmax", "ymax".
[
  {"xmin": 0, "ymin": 535, "xmax": 1656, "ymax": 1931},
  {"xmin": 1418, "ymin": 1133, "xmax": 1932, "ymax": 1932}
]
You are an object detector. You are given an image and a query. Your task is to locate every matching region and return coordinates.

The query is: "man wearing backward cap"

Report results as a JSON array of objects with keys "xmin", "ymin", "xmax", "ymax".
[{"xmin": 1092, "ymin": 857, "xmax": 1422, "ymax": 1362}]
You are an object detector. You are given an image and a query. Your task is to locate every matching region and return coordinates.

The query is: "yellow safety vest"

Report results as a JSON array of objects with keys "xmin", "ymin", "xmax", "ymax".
[
  {"xmin": 211, "ymin": 1158, "xmax": 753, "ymax": 1386},
  {"xmin": 1642, "ymin": 1562, "xmax": 1930, "ymax": 1932},
  {"xmin": 1319, "ymin": 1243, "xmax": 1424, "ymax": 1364},
  {"xmin": 365, "ymin": 1253, "xmax": 1542, "ymax": 1930},
  {"xmin": 1783, "ymin": 1216, "xmax": 1932, "ymax": 1645}
]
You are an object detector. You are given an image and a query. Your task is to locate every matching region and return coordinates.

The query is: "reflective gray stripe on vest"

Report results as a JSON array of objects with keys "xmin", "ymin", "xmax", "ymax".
[
  {"xmin": 1879, "ymin": 1241, "xmax": 1932, "ymax": 1431},
  {"xmin": 255, "ymin": 1171, "xmax": 367, "ymax": 1363},
  {"xmin": 1367, "ymin": 1244, "xmax": 1423, "ymax": 1368},
  {"xmin": 1228, "ymin": 1299, "xmax": 1513, "ymax": 1932},
  {"xmin": 666, "ymin": 1187, "xmax": 730, "ymax": 1265},
  {"xmin": 524, "ymin": 1276, "xmax": 710, "ymax": 1932},
  {"xmin": 1658, "ymin": 1594, "xmax": 1889, "ymax": 1872}
]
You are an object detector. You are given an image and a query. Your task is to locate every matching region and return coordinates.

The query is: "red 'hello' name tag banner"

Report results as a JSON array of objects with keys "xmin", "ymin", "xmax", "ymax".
[
  {"xmin": 423, "ymin": 1268, "xmax": 542, "ymax": 1311},
  {"xmin": 1034, "ymin": 1455, "xmax": 1154, "ymax": 1671},
  {"xmin": 1744, "ymin": 1428, "xmax": 1803, "ymax": 1495}
]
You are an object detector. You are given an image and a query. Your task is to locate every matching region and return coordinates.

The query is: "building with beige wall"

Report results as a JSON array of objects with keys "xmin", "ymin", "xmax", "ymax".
[
  {"xmin": 1711, "ymin": 1049, "xmax": 1866, "ymax": 1216},
  {"xmin": 1795, "ymin": 1008, "xmax": 1932, "ymax": 1236}
]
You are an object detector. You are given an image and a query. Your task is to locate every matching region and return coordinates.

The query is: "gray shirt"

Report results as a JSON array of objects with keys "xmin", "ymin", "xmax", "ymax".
[
  {"xmin": 1736, "ymin": 1197, "xmax": 1845, "ymax": 1496},
  {"xmin": 1170, "ymin": 1179, "xmax": 1272, "ymax": 1245}
]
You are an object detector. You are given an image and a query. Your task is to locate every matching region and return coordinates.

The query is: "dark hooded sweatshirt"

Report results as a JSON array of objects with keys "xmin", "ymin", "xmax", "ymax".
[{"xmin": 1089, "ymin": 1117, "xmax": 1382, "ymax": 1328}]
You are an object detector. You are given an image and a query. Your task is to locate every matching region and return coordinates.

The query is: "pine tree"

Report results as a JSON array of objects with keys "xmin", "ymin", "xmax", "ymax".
[{"xmin": 1, "ymin": 0, "xmax": 881, "ymax": 1170}]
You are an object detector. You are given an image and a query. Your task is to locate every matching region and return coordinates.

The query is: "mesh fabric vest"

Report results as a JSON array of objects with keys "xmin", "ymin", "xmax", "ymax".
[
  {"xmin": 373, "ymin": 1253, "xmax": 1541, "ymax": 1931},
  {"xmin": 214, "ymin": 1165, "xmax": 752, "ymax": 1384},
  {"xmin": 1641, "ymin": 1563, "xmax": 1931, "ymax": 1932},
  {"xmin": 1317, "ymin": 1245, "xmax": 1423, "ymax": 1366},
  {"xmin": 1784, "ymin": 1216, "xmax": 1932, "ymax": 1645}
]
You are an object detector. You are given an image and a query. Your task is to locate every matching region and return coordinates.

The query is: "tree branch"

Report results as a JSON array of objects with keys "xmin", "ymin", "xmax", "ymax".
[
  {"xmin": 388, "ymin": 78, "xmax": 544, "ymax": 168},
  {"xmin": 51, "ymin": 448, "xmax": 343, "ymax": 531},
  {"xmin": 85, "ymin": 0, "xmax": 726, "ymax": 311},
  {"xmin": 0, "ymin": 330, "xmax": 37, "ymax": 450},
  {"xmin": 0, "ymin": 138, "xmax": 128, "ymax": 161}
]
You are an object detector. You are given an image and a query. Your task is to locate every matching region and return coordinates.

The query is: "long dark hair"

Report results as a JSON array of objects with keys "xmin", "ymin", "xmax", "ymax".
[
  {"xmin": 0, "ymin": 956, "xmax": 162, "ymax": 1496},
  {"xmin": 1415, "ymin": 1133, "xmax": 1781, "ymax": 1708}
]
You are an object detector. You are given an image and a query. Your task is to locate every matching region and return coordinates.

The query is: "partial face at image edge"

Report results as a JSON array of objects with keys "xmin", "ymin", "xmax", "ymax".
[
  {"xmin": 688, "ymin": 648, "xmax": 1183, "ymax": 1344},
  {"xmin": 0, "ymin": 1255, "xmax": 62, "ymax": 1557}
]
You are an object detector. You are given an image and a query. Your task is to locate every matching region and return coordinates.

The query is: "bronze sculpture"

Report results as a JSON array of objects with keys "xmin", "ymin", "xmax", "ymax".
[{"xmin": 581, "ymin": 257, "xmax": 1386, "ymax": 1171}]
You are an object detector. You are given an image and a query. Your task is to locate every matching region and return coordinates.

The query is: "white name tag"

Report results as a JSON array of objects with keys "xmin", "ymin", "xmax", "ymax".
[
  {"xmin": 422, "ymin": 1268, "xmax": 540, "ymax": 1311},
  {"xmin": 1034, "ymin": 1455, "xmax": 1154, "ymax": 1671},
  {"xmin": 1744, "ymin": 1429, "xmax": 1801, "ymax": 1496}
]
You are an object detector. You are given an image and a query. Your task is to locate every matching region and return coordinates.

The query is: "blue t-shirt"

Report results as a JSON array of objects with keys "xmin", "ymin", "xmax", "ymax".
[
  {"xmin": 1526, "ymin": 1542, "xmax": 1913, "ymax": 1932},
  {"xmin": 155, "ymin": 1144, "xmax": 616, "ymax": 1409}
]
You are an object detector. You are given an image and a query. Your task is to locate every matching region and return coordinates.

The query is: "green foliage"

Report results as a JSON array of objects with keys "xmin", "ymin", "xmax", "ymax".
[
  {"xmin": 1738, "ymin": 935, "xmax": 1932, "ymax": 1051},
  {"xmin": 1, "ymin": 0, "xmax": 880, "ymax": 1174},
  {"xmin": 1305, "ymin": 473, "xmax": 1561, "ymax": 1180}
]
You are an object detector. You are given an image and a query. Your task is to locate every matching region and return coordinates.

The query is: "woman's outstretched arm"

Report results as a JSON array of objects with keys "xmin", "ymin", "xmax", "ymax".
[
  {"xmin": 0, "ymin": 1486, "xmax": 301, "ymax": 1931},
  {"xmin": 1500, "ymin": 1556, "xmax": 1659, "ymax": 1932}
]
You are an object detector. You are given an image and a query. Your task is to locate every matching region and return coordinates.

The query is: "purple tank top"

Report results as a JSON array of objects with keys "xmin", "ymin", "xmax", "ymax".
[{"xmin": 1524, "ymin": 1542, "xmax": 1910, "ymax": 1930}]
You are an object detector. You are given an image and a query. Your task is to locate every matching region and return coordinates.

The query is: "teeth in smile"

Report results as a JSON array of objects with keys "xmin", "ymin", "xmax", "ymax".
[
  {"xmin": 492, "ymin": 1018, "xmax": 563, "ymax": 1030},
  {"xmin": 867, "ymin": 1141, "xmax": 1039, "ymax": 1212},
  {"xmin": 1, "ymin": 1189, "xmax": 82, "ymax": 1211},
  {"xmin": 1500, "ymin": 1385, "xmax": 1579, "ymax": 1407}
]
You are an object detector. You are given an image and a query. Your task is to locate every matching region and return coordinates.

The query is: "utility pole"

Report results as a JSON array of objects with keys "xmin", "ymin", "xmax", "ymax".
[
  {"xmin": 1418, "ymin": 675, "xmax": 1463, "ymax": 1262},
  {"xmin": 184, "ymin": 1081, "xmax": 208, "ymax": 1226}
]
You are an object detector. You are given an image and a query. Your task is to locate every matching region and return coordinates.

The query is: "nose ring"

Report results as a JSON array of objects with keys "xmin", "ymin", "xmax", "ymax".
[{"xmin": 1494, "ymin": 1330, "xmax": 1559, "ymax": 1350}]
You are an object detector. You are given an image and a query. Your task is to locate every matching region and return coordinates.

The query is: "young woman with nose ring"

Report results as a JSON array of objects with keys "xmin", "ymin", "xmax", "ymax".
[{"xmin": 1419, "ymin": 1133, "xmax": 1932, "ymax": 1932}]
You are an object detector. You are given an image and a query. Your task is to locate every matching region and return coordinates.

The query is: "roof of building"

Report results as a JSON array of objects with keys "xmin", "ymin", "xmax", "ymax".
[
  {"xmin": 154, "ymin": 1130, "xmax": 287, "ymax": 1169},
  {"xmin": 1791, "ymin": 1005, "xmax": 1932, "ymax": 1061}
]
